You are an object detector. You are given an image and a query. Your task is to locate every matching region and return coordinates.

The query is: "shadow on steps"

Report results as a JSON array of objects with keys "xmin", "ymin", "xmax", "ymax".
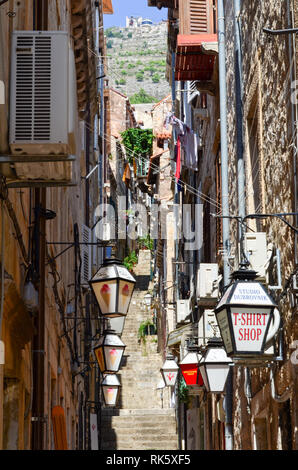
[{"xmin": 134, "ymin": 274, "xmax": 150, "ymax": 291}]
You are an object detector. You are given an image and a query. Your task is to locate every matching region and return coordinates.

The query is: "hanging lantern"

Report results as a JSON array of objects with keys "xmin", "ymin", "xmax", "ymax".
[
  {"xmin": 199, "ymin": 338, "xmax": 233, "ymax": 393},
  {"xmin": 101, "ymin": 374, "xmax": 121, "ymax": 407},
  {"xmin": 179, "ymin": 350, "xmax": 204, "ymax": 386},
  {"xmin": 94, "ymin": 329, "xmax": 125, "ymax": 374},
  {"xmin": 89, "ymin": 258, "xmax": 136, "ymax": 318},
  {"xmin": 160, "ymin": 354, "xmax": 179, "ymax": 387},
  {"xmin": 107, "ymin": 316, "xmax": 126, "ymax": 336},
  {"xmin": 214, "ymin": 269, "xmax": 280, "ymax": 357},
  {"xmin": 144, "ymin": 292, "xmax": 153, "ymax": 307}
]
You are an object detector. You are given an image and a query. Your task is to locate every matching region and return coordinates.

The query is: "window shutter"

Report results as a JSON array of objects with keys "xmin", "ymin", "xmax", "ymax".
[
  {"xmin": 190, "ymin": 0, "xmax": 208, "ymax": 33},
  {"xmin": 81, "ymin": 224, "xmax": 91, "ymax": 285},
  {"xmin": 179, "ymin": 0, "xmax": 215, "ymax": 35}
]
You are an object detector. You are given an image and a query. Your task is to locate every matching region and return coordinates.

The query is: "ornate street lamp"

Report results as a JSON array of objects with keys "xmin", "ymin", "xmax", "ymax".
[
  {"xmin": 214, "ymin": 269, "xmax": 280, "ymax": 357},
  {"xmin": 94, "ymin": 329, "xmax": 125, "ymax": 374},
  {"xmin": 179, "ymin": 349, "xmax": 204, "ymax": 387},
  {"xmin": 89, "ymin": 258, "xmax": 136, "ymax": 318},
  {"xmin": 199, "ymin": 338, "xmax": 233, "ymax": 393},
  {"xmin": 101, "ymin": 374, "xmax": 121, "ymax": 407},
  {"xmin": 160, "ymin": 354, "xmax": 179, "ymax": 387}
]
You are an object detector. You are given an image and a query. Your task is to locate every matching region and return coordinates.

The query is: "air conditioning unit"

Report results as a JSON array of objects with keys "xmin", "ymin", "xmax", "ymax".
[
  {"xmin": 198, "ymin": 309, "xmax": 219, "ymax": 346},
  {"xmin": 81, "ymin": 225, "xmax": 91, "ymax": 286},
  {"xmin": 241, "ymin": 233, "xmax": 268, "ymax": 282},
  {"xmin": 9, "ymin": 31, "xmax": 77, "ymax": 181},
  {"xmin": 176, "ymin": 299, "xmax": 191, "ymax": 324},
  {"xmin": 197, "ymin": 263, "xmax": 219, "ymax": 306}
]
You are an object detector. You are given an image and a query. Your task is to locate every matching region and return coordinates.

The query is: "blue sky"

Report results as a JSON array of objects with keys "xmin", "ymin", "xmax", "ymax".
[{"xmin": 103, "ymin": 0, "xmax": 167, "ymax": 29}]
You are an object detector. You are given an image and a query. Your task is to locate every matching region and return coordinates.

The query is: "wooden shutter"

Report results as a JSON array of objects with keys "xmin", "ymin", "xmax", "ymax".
[
  {"xmin": 179, "ymin": 0, "xmax": 215, "ymax": 35},
  {"xmin": 52, "ymin": 406, "xmax": 68, "ymax": 450}
]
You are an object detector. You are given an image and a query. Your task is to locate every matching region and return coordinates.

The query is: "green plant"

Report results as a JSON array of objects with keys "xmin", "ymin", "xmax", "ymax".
[
  {"xmin": 178, "ymin": 378, "xmax": 190, "ymax": 405},
  {"xmin": 106, "ymin": 40, "xmax": 113, "ymax": 49},
  {"xmin": 138, "ymin": 319, "xmax": 156, "ymax": 343},
  {"xmin": 152, "ymin": 73, "xmax": 160, "ymax": 83},
  {"xmin": 136, "ymin": 71, "xmax": 144, "ymax": 81},
  {"xmin": 138, "ymin": 234, "xmax": 154, "ymax": 251},
  {"xmin": 123, "ymin": 250, "xmax": 138, "ymax": 272},
  {"xmin": 130, "ymin": 88, "xmax": 157, "ymax": 104},
  {"xmin": 120, "ymin": 128, "xmax": 153, "ymax": 163},
  {"xmin": 119, "ymin": 78, "xmax": 126, "ymax": 85}
]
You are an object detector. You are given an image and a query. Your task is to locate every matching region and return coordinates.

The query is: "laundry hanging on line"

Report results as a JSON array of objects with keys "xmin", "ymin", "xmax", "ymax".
[{"xmin": 164, "ymin": 112, "xmax": 199, "ymax": 171}]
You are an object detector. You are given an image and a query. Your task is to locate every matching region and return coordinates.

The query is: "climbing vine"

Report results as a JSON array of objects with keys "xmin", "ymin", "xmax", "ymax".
[{"xmin": 121, "ymin": 128, "xmax": 154, "ymax": 163}]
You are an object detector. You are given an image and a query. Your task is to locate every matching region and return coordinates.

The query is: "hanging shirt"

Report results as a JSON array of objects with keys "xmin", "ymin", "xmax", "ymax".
[
  {"xmin": 180, "ymin": 128, "xmax": 199, "ymax": 171},
  {"xmin": 175, "ymin": 136, "xmax": 181, "ymax": 182}
]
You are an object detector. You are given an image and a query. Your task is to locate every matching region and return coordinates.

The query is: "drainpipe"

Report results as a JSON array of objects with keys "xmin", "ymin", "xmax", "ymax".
[
  {"xmin": 234, "ymin": 0, "xmax": 245, "ymax": 224},
  {"xmin": 217, "ymin": 0, "xmax": 233, "ymax": 450},
  {"xmin": 233, "ymin": 0, "xmax": 253, "ymax": 436},
  {"xmin": 286, "ymin": 0, "xmax": 298, "ymax": 266}
]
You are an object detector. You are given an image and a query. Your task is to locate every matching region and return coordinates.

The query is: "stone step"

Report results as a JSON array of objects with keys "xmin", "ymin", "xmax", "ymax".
[
  {"xmin": 101, "ymin": 419, "xmax": 176, "ymax": 429},
  {"xmin": 102, "ymin": 408, "xmax": 175, "ymax": 416},
  {"xmin": 101, "ymin": 429, "xmax": 177, "ymax": 439},
  {"xmin": 101, "ymin": 440, "xmax": 178, "ymax": 451}
]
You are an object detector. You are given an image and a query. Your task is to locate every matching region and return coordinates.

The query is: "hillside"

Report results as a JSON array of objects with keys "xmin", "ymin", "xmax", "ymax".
[{"xmin": 105, "ymin": 22, "xmax": 171, "ymax": 102}]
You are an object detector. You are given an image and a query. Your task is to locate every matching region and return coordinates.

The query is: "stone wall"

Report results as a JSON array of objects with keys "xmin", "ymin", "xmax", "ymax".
[{"xmin": 224, "ymin": 0, "xmax": 298, "ymax": 450}]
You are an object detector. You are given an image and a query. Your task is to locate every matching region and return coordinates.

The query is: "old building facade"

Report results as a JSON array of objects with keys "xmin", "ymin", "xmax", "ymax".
[
  {"xmin": 149, "ymin": 0, "xmax": 298, "ymax": 450},
  {"xmin": 0, "ymin": 0, "xmax": 110, "ymax": 450}
]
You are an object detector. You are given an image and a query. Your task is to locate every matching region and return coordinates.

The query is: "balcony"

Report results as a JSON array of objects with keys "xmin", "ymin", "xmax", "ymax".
[{"xmin": 175, "ymin": 33, "xmax": 218, "ymax": 81}]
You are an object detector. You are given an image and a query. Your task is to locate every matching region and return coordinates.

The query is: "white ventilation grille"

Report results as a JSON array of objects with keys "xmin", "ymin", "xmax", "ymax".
[
  {"xmin": 10, "ymin": 31, "xmax": 69, "ymax": 154},
  {"xmin": 33, "ymin": 35, "xmax": 51, "ymax": 141},
  {"xmin": 15, "ymin": 35, "xmax": 34, "ymax": 141},
  {"xmin": 14, "ymin": 35, "xmax": 52, "ymax": 142}
]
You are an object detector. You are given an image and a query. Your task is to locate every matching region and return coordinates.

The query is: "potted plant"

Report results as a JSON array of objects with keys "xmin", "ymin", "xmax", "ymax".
[
  {"xmin": 123, "ymin": 250, "xmax": 138, "ymax": 273},
  {"xmin": 137, "ymin": 234, "xmax": 154, "ymax": 251},
  {"xmin": 138, "ymin": 319, "xmax": 156, "ymax": 343}
]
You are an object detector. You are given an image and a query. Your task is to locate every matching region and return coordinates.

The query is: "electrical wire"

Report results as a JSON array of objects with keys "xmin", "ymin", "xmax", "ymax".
[{"xmin": 82, "ymin": 115, "xmax": 223, "ymax": 212}]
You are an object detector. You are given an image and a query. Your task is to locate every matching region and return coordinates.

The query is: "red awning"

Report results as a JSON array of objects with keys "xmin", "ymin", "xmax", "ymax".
[{"xmin": 175, "ymin": 34, "xmax": 218, "ymax": 82}]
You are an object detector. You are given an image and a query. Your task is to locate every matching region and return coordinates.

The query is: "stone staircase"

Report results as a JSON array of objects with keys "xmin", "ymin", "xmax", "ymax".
[{"xmin": 101, "ymin": 251, "xmax": 178, "ymax": 450}]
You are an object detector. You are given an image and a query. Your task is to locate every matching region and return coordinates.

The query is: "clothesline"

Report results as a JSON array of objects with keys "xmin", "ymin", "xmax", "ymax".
[{"xmin": 164, "ymin": 112, "xmax": 199, "ymax": 175}]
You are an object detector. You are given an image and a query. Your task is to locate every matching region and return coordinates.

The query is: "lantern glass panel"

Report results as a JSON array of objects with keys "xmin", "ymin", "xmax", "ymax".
[
  {"xmin": 180, "ymin": 364, "xmax": 203, "ymax": 386},
  {"xmin": 162, "ymin": 369, "xmax": 179, "ymax": 387},
  {"xmin": 92, "ymin": 280, "xmax": 117, "ymax": 316},
  {"xmin": 201, "ymin": 364, "xmax": 230, "ymax": 393},
  {"xmin": 103, "ymin": 345, "xmax": 123, "ymax": 372},
  {"xmin": 216, "ymin": 308, "xmax": 233, "ymax": 354},
  {"xmin": 102, "ymin": 375, "xmax": 120, "ymax": 407},
  {"xmin": 94, "ymin": 347, "xmax": 105, "ymax": 372},
  {"xmin": 107, "ymin": 316, "xmax": 126, "ymax": 336},
  {"xmin": 118, "ymin": 280, "xmax": 135, "ymax": 315},
  {"xmin": 230, "ymin": 307, "xmax": 271, "ymax": 353},
  {"xmin": 102, "ymin": 385, "xmax": 119, "ymax": 406}
]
